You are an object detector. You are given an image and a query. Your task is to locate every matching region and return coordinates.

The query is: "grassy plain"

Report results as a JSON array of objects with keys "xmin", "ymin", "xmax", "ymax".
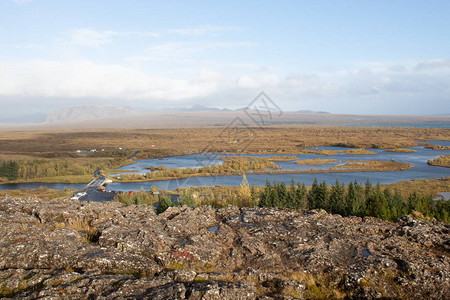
[
  {"xmin": 385, "ymin": 178, "xmax": 450, "ymax": 197},
  {"xmin": 0, "ymin": 187, "xmax": 74, "ymax": 200},
  {"xmin": 0, "ymin": 126, "xmax": 448, "ymax": 159},
  {"xmin": 296, "ymin": 159, "xmax": 338, "ymax": 165}
]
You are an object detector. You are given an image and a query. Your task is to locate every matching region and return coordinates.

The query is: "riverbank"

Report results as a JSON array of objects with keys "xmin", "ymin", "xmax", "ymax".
[{"xmin": 428, "ymin": 155, "xmax": 450, "ymax": 168}]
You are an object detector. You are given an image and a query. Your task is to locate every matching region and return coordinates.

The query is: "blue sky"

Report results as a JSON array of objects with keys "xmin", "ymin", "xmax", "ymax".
[{"xmin": 1, "ymin": 0, "xmax": 449, "ymax": 118}]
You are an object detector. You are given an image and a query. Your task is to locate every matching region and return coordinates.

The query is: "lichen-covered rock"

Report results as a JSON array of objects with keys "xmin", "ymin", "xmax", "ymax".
[{"xmin": 0, "ymin": 196, "xmax": 449, "ymax": 299}]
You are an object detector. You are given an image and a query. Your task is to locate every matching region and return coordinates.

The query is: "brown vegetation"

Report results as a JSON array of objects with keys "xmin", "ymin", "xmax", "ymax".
[
  {"xmin": 384, "ymin": 148, "xmax": 417, "ymax": 153},
  {"xmin": 424, "ymin": 144, "xmax": 450, "ymax": 150},
  {"xmin": 0, "ymin": 187, "xmax": 74, "ymax": 200},
  {"xmin": 295, "ymin": 158, "xmax": 338, "ymax": 165},
  {"xmin": 0, "ymin": 127, "xmax": 448, "ymax": 160},
  {"xmin": 342, "ymin": 148, "xmax": 376, "ymax": 155},
  {"xmin": 427, "ymin": 155, "xmax": 450, "ymax": 168},
  {"xmin": 384, "ymin": 178, "xmax": 450, "ymax": 198},
  {"xmin": 294, "ymin": 149, "xmax": 375, "ymax": 156},
  {"xmin": 219, "ymin": 156, "xmax": 297, "ymax": 161},
  {"xmin": 0, "ymin": 126, "xmax": 447, "ymax": 184},
  {"xmin": 330, "ymin": 160, "xmax": 412, "ymax": 171}
]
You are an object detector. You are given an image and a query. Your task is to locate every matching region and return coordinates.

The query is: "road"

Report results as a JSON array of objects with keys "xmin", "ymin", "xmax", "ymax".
[
  {"xmin": 80, "ymin": 187, "xmax": 115, "ymax": 202},
  {"xmin": 73, "ymin": 171, "xmax": 116, "ymax": 202}
]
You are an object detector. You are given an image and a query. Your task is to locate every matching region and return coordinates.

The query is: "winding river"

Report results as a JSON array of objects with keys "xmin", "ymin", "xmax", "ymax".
[{"xmin": 1, "ymin": 142, "xmax": 449, "ymax": 192}]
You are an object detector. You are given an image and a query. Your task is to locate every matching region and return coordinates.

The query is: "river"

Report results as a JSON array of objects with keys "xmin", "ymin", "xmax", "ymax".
[{"xmin": 1, "ymin": 144, "xmax": 449, "ymax": 192}]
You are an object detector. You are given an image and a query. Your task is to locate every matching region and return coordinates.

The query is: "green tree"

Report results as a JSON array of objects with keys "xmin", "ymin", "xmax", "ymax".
[
  {"xmin": 286, "ymin": 178, "xmax": 297, "ymax": 209},
  {"xmin": 250, "ymin": 185, "xmax": 258, "ymax": 207},
  {"xmin": 435, "ymin": 198, "xmax": 449, "ymax": 222},
  {"xmin": 259, "ymin": 180, "xmax": 272, "ymax": 207},
  {"xmin": 308, "ymin": 178, "xmax": 320, "ymax": 209},
  {"xmin": 316, "ymin": 180, "xmax": 329, "ymax": 210},
  {"xmin": 329, "ymin": 179, "xmax": 346, "ymax": 215},
  {"xmin": 0, "ymin": 161, "xmax": 19, "ymax": 181},
  {"xmin": 179, "ymin": 190, "xmax": 196, "ymax": 207},
  {"xmin": 157, "ymin": 195, "xmax": 172, "ymax": 214},
  {"xmin": 389, "ymin": 189, "xmax": 407, "ymax": 221},
  {"xmin": 294, "ymin": 182, "xmax": 308, "ymax": 210},
  {"xmin": 277, "ymin": 182, "xmax": 288, "ymax": 208},
  {"xmin": 365, "ymin": 179, "xmax": 372, "ymax": 198},
  {"xmin": 366, "ymin": 184, "xmax": 390, "ymax": 220},
  {"xmin": 270, "ymin": 183, "xmax": 280, "ymax": 207}
]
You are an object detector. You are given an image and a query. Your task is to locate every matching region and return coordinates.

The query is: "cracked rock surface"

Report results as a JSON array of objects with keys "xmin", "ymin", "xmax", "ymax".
[{"xmin": 0, "ymin": 196, "xmax": 448, "ymax": 299}]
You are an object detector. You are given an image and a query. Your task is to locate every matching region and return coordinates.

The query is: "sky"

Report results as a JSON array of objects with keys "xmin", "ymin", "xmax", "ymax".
[{"xmin": 0, "ymin": 0, "xmax": 450, "ymax": 120}]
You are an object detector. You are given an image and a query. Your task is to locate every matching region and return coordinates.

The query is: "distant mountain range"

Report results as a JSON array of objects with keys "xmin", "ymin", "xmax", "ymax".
[{"xmin": 0, "ymin": 105, "xmax": 333, "ymax": 125}]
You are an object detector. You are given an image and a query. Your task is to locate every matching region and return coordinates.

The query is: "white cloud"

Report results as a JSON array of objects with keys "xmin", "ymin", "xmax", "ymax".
[
  {"xmin": 237, "ymin": 76, "xmax": 260, "ymax": 89},
  {"xmin": 415, "ymin": 59, "xmax": 450, "ymax": 71},
  {"xmin": 0, "ymin": 58, "xmax": 449, "ymax": 114},
  {"xmin": 0, "ymin": 60, "xmax": 231, "ymax": 101}
]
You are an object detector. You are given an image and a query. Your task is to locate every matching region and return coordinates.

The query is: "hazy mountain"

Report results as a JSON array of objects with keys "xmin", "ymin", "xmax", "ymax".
[{"xmin": 45, "ymin": 105, "xmax": 138, "ymax": 123}]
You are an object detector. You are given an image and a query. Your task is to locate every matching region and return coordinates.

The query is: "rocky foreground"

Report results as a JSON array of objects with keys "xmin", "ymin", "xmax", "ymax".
[{"xmin": 0, "ymin": 197, "xmax": 449, "ymax": 299}]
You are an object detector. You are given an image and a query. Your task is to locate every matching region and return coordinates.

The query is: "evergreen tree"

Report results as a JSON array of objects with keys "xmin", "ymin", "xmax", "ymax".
[
  {"xmin": 286, "ymin": 178, "xmax": 297, "ymax": 209},
  {"xmin": 157, "ymin": 195, "xmax": 172, "ymax": 214},
  {"xmin": 346, "ymin": 181, "xmax": 358, "ymax": 216},
  {"xmin": 383, "ymin": 188, "xmax": 393, "ymax": 207},
  {"xmin": 365, "ymin": 179, "xmax": 372, "ymax": 198},
  {"xmin": 308, "ymin": 178, "xmax": 320, "ymax": 209},
  {"xmin": 0, "ymin": 161, "xmax": 19, "ymax": 181},
  {"xmin": 351, "ymin": 181, "xmax": 366, "ymax": 217},
  {"xmin": 180, "ymin": 190, "xmax": 196, "ymax": 207},
  {"xmin": 277, "ymin": 182, "xmax": 288, "ymax": 208},
  {"xmin": 316, "ymin": 180, "xmax": 329, "ymax": 210},
  {"xmin": 294, "ymin": 182, "xmax": 308, "ymax": 210},
  {"xmin": 407, "ymin": 191, "xmax": 419, "ymax": 213},
  {"xmin": 250, "ymin": 185, "xmax": 258, "ymax": 207},
  {"xmin": 259, "ymin": 180, "xmax": 272, "ymax": 207},
  {"xmin": 424, "ymin": 194, "xmax": 435, "ymax": 217},
  {"xmin": 366, "ymin": 184, "xmax": 390, "ymax": 220},
  {"xmin": 435, "ymin": 198, "xmax": 449, "ymax": 223},
  {"xmin": 270, "ymin": 182, "xmax": 280, "ymax": 207},
  {"xmin": 329, "ymin": 179, "xmax": 346, "ymax": 215},
  {"xmin": 389, "ymin": 189, "xmax": 407, "ymax": 221}
]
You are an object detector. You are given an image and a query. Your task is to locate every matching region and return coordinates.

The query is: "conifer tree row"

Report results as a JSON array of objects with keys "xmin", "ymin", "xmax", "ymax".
[
  {"xmin": 0, "ymin": 161, "xmax": 19, "ymax": 181},
  {"xmin": 258, "ymin": 178, "xmax": 449, "ymax": 223}
]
